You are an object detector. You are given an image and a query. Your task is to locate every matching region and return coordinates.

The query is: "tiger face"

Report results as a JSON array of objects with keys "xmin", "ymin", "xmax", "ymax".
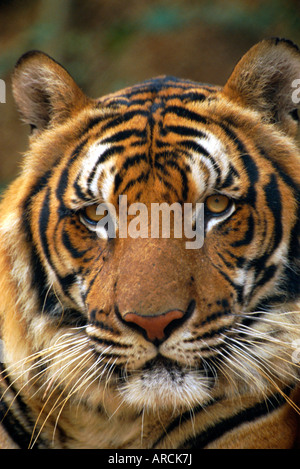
[{"xmin": 1, "ymin": 38, "xmax": 300, "ymax": 448}]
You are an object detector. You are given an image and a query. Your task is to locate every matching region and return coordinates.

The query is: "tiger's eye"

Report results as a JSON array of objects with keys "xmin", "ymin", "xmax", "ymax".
[
  {"xmin": 205, "ymin": 194, "xmax": 230, "ymax": 214},
  {"xmin": 83, "ymin": 204, "xmax": 106, "ymax": 223}
]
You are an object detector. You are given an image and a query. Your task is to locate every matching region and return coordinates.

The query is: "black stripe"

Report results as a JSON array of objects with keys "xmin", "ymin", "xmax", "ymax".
[
  {"xmin": 181, "ymin": 91, "xmax": 206, "ymax": 102},
  {"xmin": 0, "ymin": 399, "xmax": 35, "ymax": 449},
  {"xmin": 240, "ymin": 153, "xmax": 259, "ymax": 205},
  {"xmin": 120, "ymin": 170, "xmax": 150, "ymax": 194},
  {"xmin": 38, "ymin": 190, "xmax": 71, "ymax": 310},
  {"xmin": 188, "ymin": 319, "xmax": 233, "ymax": 343},
  {"xmin": 122, "ymin": 153, "xmax": 148, "ymax": 172},
  {"xmin": 102, "ymin": 110, "xmax": 149, "ymax": 132},
  {"xmin": 38, "ymin": 190, "xmax": 83, "ymax": 315},
  {"xmin": 193, "ymin": 301, "xmax": 232, "ymax": 329},
  {"xmin": 217, "ymin": 251, "xmax": 234, "ymax": 269},
  {"xmin": 163, "ymin": 124, "xmax": 206, "ymax": 139},
  {"xmin": 61, "ymin": 229, "xmax": 89, "ymax": 259},
  {"xmin": 24, "ymin": 199, "xmax": 62, "ymax": 317},
  {"xmin": 258, "ymin": 146, "xmax": 300, "ymax": 196},
  {"xmin": 220, "ymin": 164, "xmax": 240, "ymax": 189},
  {"xmin": 225, "ymin": 250, "xmax": 247, "ymax": 268},
  {"xmin": 22, "ymin": 172, "xmax": 54, "ymax": 305},
  {"xmin": 181, "ymin": 139, "xmax": 222, "ymax": 186},
  {"xmin": 220, "ymin": 123, "xmax": 259, "ymax": 204},
  {"xmin": 82, "ymin": 268, "xmax": 103, "ymax": 302},
  {"xmin": 114, "ymin": 153, "xmax": 149, "ymax": 193},
  {"xmin": 211, "ymin": 261, "xmax": 244, "ymax": 304},
  {"xmin": 56, "ymin": 138, "xmax": 88, "ymax": 207},
  {"xmin": 179, "ymin": 139, "xmax": 210, "ymax": 156},
  {"xmin": 98, "ymin": 145, "xmax": 124, "ymax": 165},
  {"xmin": 86, "ymin": 145, "xmax": 124, "ymax": 196},
  {"xmin": 21, "ymin": 177, "xmax": 86, "ymax": 325},
  {"xmin": 138, "ymin": 91, "xmax": 206, "ymax": 103},
  {"xmin": 152, "ymin": 397, "xmax": 221, "ymax": 448},
  {"xmin": 230, "ymin": 213, "xmax": 255, "ymax": 247},
  {"xmin": 184, "ymin": 389, "xmax": 289, "ymax": 448},
  {"xmin": 89, "ymin": 335, "xmax": 131, "ymax": 349},
  {"xmin": 22, "ymin": 170, "xmax": 53, "ymax": 249},
  {"xmin": 74, "ymin": 175, "xmax": 92, "ymax": 202},
  {"xmin": 243, "ymin": 254, "xmax": 279, "ymax": 305},
  {"xmin": 22, "ymin": 170, "xmax": 53, "ymax": 222},
  {"xmin": 237, "ymin": 174, "xmax": 283, "ymax": 301},
  {"xmin": 39, "ymin": 188, "xmax": 51, "ymax": 263},
  {"xmin": 152, "ymin": 163, "xmax": 180, "ymax": 198},
  {"xmin": 81, "ymin": 114, "xmax": 108, "ymax": 134},
  {"xmin": 164, "ymin": 160, "xmax": 189, "ymax": 200},
  {"xmin": 154, "ymin": 149, "xmax": 182, "ymax": 161},
  {"xmin": 102, "ymin": 128, "xmax": 147, "ymax": 144},
  {"xmin": 255, "ymin": 264, "xmax": 278, "ymax": 290},
  {"xmin": 257, "ymin": 152, "xmax": 300, "ymax": 297},
  {"xmin": 153, "ymin": 159, "xmax": 171, "ymax": 176},
  {"xmin": 114, "ymin": 172, "xmax": 123, "ymax": 194},
  {"xmin": 282, "ymin": 215, "xmax": 300, "ymax": 301},
  {"xmin": 0, "ymin": 364, "xmax": 46, "ymax": 448},
  {"xmin": 264, "ymin": 173, "xmax": 283, "ymax": 251},
  {"xmin": 164, "ymin": 105, "xmax": 208, "ymax": 124}
]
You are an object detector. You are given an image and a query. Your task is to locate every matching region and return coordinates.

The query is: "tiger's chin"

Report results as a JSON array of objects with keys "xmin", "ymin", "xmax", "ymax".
[{"xmin": 118, "ymin": 357, "xmax": 213, "ymax": 412}]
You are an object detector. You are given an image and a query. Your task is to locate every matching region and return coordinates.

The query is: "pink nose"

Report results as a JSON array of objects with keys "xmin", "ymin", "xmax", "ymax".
[{"xmin": 123, "ymin": 309, "xmax": 185, "ymax": 343}]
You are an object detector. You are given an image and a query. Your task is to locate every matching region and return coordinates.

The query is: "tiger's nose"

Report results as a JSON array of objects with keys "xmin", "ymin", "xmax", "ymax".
[{"xmin": 122, "ymin": 301, "xmax": 195, "ymax": 344}]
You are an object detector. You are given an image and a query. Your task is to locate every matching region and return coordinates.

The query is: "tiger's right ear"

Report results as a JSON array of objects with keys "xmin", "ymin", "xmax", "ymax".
[
  {"xmin": 223, "ymin": 38, "xmax": 300, "ymax": 136},
  {"xmin": 12, "ymin": 51, "xmax": 89, "ymax": 132}
]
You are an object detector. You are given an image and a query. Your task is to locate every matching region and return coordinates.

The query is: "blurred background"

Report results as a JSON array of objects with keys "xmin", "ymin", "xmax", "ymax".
[{"xmin": 1, "ymin": 0, "xmax": 300, "ymax": 190}]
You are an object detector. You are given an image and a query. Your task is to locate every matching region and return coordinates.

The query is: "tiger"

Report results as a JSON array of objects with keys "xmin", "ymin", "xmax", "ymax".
[{"xmin": 0, "ymin": 37, "xmax": 300, "ymax": 449}]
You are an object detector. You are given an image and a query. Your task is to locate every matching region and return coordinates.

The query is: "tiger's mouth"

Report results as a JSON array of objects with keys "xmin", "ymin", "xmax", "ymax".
[
  {"xmin": 140, "ymin": 356, "xmax": 188, "ymax": 384},
  {"xmin": 117, "ymin": 355, "xmax": 215, "ymax": 411}
]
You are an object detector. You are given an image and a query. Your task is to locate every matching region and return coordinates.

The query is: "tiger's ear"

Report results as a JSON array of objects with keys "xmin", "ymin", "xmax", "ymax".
[
  {"xmin": 223, "ymin": 38, "xmax": 300, "ymax": 136},
  {"xmin": 12, "ymin": 50, "xmax": 89, "ymax": 132}
]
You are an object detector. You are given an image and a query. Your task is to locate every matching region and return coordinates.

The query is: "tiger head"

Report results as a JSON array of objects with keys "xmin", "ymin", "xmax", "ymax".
[{"xmin": 1, "ymin": 38, "xmax": 300, "ymax": 424}]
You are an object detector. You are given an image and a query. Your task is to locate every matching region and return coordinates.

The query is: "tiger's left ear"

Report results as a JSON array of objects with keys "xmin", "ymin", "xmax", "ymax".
[
  {"xmin": 223, "ymin": 38, "xmax": 300, "ymax": 136},
  {"xmin": 12, "ymin": 50, "xmax": 89, "ymax": 133}
]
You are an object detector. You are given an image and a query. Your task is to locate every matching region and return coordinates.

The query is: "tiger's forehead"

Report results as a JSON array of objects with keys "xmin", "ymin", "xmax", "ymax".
[
  {"xmin": 67, "ymin": 77, "xmax": 244, "ymax": 207},
  {"xmin": 97, "ymin": 75, "xmax": 219, "ymax": 105}
]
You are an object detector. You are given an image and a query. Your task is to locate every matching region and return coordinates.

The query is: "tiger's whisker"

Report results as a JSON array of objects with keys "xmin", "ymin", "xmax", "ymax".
[{"xmin": 28, "ymin": 349, "xmax": 93, "ymax": 449}]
